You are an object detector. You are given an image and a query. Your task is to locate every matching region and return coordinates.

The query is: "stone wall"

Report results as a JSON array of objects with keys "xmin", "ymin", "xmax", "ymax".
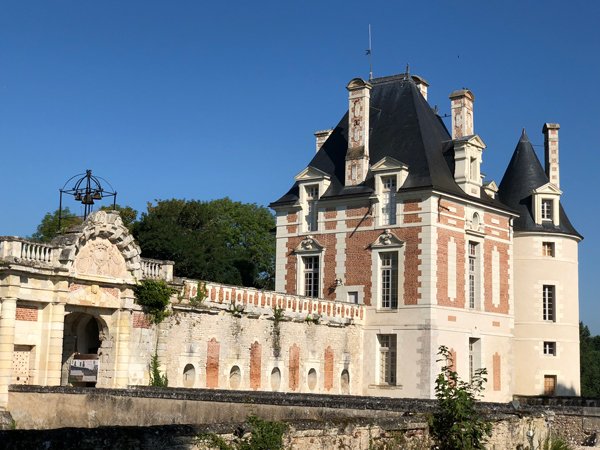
[{"xmin": 8, "ymin": 386, "xmax": 593, "ymax": 448}]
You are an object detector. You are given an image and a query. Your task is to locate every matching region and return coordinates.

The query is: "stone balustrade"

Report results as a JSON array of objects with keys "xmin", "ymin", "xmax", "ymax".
[
  {"xmin": 177, "ymin": 279, "xmax": 365, "ymax": 325},
  {"xmin": 0, "ymin": 237, "xmax": 173, "ymax": 282},
  {"xmin": 0, "ymin": 237, "xmax": 55, "ymax": 264},
  {"xmin": 141, "ymin": 258, "xmax": 174, "ymax": 282}
]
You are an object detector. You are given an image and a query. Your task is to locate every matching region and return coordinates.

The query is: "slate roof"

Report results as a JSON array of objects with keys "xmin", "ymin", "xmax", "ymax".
[
  {"xmin": 498, "ymin": 130, "xmax": 581, "ymax": 239},
  {"xmin": 270, "ymin": 74, "xmax": 509, "ymax": 210}
]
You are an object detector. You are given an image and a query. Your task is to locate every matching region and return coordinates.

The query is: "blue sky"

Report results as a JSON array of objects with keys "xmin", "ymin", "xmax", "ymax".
[{"xmin": 1, "ymin": 1, "xmax": 599, "ymax": 330}]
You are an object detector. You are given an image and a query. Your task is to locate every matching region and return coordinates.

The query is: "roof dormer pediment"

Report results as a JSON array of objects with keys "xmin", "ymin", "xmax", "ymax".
[
  {"xmin": 371, "ymin": 156, "xmax": 409, "ymax": 173},
  {"xmin": 294, "ymin": 166, "xmax": 331, "ymax": 182},
  {"xmin": 532, "ymin": 182, "xmax": 562, "ymax": 196},
  {"xmin": 454, "ymin": 134, "xmax": 486, "ymax": 149}
]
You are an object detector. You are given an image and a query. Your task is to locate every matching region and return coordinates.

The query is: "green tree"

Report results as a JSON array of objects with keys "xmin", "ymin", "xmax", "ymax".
[
  {"xmin": 431, "ymin": 345, "xmax": 492, "ymax": 450},
  {"xmin": 580, "ymin": 322, "xmax": 600, "ymax": 397},
  {"xmin": 132, "ymin": 198, "xmax": 275, "ymax": 289},
  {"xmin": 30, "ymin": 207, "xmax": 83, "ymax": 242}
]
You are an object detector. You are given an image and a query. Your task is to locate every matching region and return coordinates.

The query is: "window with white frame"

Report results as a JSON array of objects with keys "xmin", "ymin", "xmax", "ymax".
[
  {"xmin": 380, "ymin": 175, "xmax": 397, "ymax": 226},
  {"xmin": 543, "ymin": 285, "xmax": 555, "ymax": 321},
  {"xmin": 347, "ymin": 291, "xmax": 359, "ymax": 304},
  {"xmin": 378, "ymin": 334, "xmax": 397, "ymax": 385},
  {"xmin": 541, "ymin": 199, "xmax": 553, "ymax": 221},
  {"xmin": 305, "ymin": 185, "xmax": 319, "ymax": 232},
  {"xmin": 302, "ymin": 256, "xmax": 320, "ymax": 298},
  {"xmin": 543, "ymin": 341, "xmax": 556, "ymax": 356},
  {"xmin": 380, "ymin": 252, "xmax": 398, "ymax": 308},
  {"xmin": 469, "ymin": 337, "xmax": 481, "ymax": 382},
  {"xmin": 542, "ymin": 242, "xmax": 555, "ymax": 257},
  {"xmin": 468, "ymin": 242, "xmax": 479, "ymax": 309}
]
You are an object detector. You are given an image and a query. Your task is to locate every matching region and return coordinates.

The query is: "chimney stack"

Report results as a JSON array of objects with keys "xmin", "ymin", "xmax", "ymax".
[
  {"xmin": 449, "ymin": 89, "xmax": 475, "ymax": 139},
  {"xmin": 411, "ymin": 75, "xmax": 429, "ymax": 101},
  {"xmin": 314, "ymin": 129, "xmax": 333, "ymax": 153},
  {"xmin": 345, "ymin": 78, "xmax": 372, "ymax": 186},
  {"xmin": 543, "ymin": 123, "xmax": 560, "ymax": 189}
]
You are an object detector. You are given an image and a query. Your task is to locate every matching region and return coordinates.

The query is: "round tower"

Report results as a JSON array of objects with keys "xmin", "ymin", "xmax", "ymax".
[{"xmin": 499, "ymin": 127, "xmax": 582, "ymax": 396}]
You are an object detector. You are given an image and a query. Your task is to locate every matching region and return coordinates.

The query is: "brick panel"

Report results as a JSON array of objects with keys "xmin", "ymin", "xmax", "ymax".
[
  {"xmin": 206, "ymin": 338, "xmax": 220, "ymax": 388},
  {"xmin": 250, "ymin": 341, "xmax": 261, "ymax": 390},
  {"xmin": 15, "ymin": 305, "xmax": 38, "ymax": 322},
  {"xmin": 484, "ymin": 241, "xmax": 510, "ymax": 314},
  {"xmin": 346, "ymin": 206, "xmax": 369, "ymax": 217},
  {"xmin": 436, "ymin": 229, "xmax": 466, "ymax": 308},
  {"xmin": 449, "ymin": 348, "xmax": 457, "ymax": 373},
  {"xmin": 324, "ymin": 346, "xmax": 334, "ymax": 391},
  {"xmin": 493, "ymin": 352, "xmax": 501, "ymax": 391},
  {"xmin": 289, "ymin": 344, "xmax": 300, "ymax": 391},
  {"xmin": 132, "ymin": 312, "xmax": 151, "ymax": 329}
]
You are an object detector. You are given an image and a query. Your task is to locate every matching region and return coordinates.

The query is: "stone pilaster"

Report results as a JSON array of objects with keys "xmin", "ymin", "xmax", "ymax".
[
  {"xmin": 46, "ymin": 303, "xmax": 65, "ymax": 385},
  {"xmin": 112, "ymin": 309, "xmax": 131, "ymax": 387},
  {"xmin": 0, "ymin": 298, "xmax": 17, "ymax": 408}
]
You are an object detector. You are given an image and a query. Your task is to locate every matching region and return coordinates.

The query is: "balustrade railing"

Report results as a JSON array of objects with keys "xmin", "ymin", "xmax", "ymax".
[{"xmin": 21, "ymin": 242, "xmax": 54, "ymax": 263}]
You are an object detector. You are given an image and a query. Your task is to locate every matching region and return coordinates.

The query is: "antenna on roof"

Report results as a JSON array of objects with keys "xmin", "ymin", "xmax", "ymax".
[
  {"xmin": 366, "ymin": 24, "xmax": 373, "ymax": 80},
  {"xmin": 405, "ymin": 63, "xmax": 410, "ymax": 79}
]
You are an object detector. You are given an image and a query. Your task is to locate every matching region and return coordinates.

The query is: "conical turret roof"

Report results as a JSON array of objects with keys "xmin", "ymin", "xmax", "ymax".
[{"xmin": 498, "ymin": 130, "xmax": 581, "ymax": 238}]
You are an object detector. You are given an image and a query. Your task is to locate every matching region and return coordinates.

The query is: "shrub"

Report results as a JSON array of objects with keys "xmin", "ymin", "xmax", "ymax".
[
  {"xmin": 133, "ymin": 279, "xmax": 175, "ymax": 324},
  {"xmin": 430, "ymin": 345, "xmax": 492, "ymax": 450}
]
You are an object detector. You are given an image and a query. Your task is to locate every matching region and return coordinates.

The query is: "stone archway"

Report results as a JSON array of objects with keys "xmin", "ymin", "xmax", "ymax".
[{"xmin": 61, "ymin": 311, "xmax": 109, "ymax": 387}]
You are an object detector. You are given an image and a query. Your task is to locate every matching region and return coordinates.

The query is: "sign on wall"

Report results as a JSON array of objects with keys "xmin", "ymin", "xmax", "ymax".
[{"xmin": 68, "ymin": 354, "xmax": 99, "ymax": 384}]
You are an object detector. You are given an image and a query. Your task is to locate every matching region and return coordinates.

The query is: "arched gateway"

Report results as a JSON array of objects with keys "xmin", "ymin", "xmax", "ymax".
[{"xmin": 0, "ymin": 211, "xmax": 174, "ymax": 406}]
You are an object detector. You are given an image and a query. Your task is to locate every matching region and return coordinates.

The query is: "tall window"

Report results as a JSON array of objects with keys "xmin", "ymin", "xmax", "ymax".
[
  {"xmin": 541, "ymin": 199, "xmax": 553, "ymax": 221},
  {"xmin": 380, "ymin": 252, "xmax": 398, "ymax": 308},
  {"xmin": 468, "ymin": 242, "xmax": 479, "ymax": 309},
  {"xmin": 543, "ymin": 285, "xmax": 555, "ymax": 321},
  {"xmin": 305, "ymin": 185, "xmax": 319, "ymax": 231},
  {"xmin": 381, "ymin": 176, "xmax": 397, "ymax": 226},
  {"xmin": 378, "ymin": 334, "xmax": 397, "ymax": 385},
  {"xmin": 469, "ymin": 338, "xmax": 481, "ymax": 382},
  {"xmin": 303, "ymin": 256, "xmax": 319, "ymax": 298}
]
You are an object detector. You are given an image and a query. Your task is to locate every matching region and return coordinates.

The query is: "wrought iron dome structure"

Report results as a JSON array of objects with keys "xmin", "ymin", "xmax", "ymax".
[{"xmin": 59, "ymin": 170, "xmax": 117, "ymax": 229}]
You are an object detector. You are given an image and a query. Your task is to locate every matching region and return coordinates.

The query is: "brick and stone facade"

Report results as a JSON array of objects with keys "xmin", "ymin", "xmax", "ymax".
[{"xmin": 0, "ymin": 71, "xmax": 582, "ymax": 411}]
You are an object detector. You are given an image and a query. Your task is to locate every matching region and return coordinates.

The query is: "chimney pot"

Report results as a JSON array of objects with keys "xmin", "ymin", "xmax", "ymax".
[
  {"xmin": 314, "ymin": 129, "xmax": 333, "ymax": 153},
  {"xmin": 543, "ymin": 123, "xmax": 560, "ymax": 188},
  {"xmin": 449, "ymin": 89, "xmax": 475, "ymax": 139},
  {"xmin": 345, "ymin": 78, "xmax": 372, "ymax": 186}
]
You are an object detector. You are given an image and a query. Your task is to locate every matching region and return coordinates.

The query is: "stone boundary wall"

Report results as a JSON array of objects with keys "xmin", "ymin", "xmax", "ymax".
[{"xmin": 7, "ymin": 386, "xmax": 600, "ymax": 447}]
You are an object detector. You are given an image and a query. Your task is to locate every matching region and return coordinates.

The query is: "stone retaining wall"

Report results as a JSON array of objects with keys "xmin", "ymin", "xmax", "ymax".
[{"xmin": 6, "ymin": 386, "xmax": 600, "ymax": 448}]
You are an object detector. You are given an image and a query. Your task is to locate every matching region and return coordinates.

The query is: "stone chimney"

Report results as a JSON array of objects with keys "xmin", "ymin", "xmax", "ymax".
[
  {"xmin": 345, "ymin": 78, "xmax": 372, "ymax": 186},
  {"xmin": 449, "ymin": 89, "xmax": 475, "ymax": 139},
  {"xmin": 314, "ymin": 129, "xmax": 333, "ymax": 153},
  {"xmin": 411, "ymin": 75, "xmax": 429, "ymax": 101},
  {"xmin": 543, "ymin": 123, "xmax": 560, "ymax": 188}
]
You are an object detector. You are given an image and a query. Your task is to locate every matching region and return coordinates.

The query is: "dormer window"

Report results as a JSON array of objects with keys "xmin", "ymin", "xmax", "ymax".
[
  {"xmin": 532, "ymin": 183, "xmax": 562, "ymax": 226},
  {"xmin": 294, "ymin": 166, "xmax": 331, "ymax": 234},
  {"xmin": 541, "ymin": 199, "xmax": 552, "ymax": 221},
  {"xmin": 371, "ymin": 157, "xmax": 408, "ymax": 227},
  {"xmin": 381, "ymin": 176, "xmax": 397, "ymax": 226}
]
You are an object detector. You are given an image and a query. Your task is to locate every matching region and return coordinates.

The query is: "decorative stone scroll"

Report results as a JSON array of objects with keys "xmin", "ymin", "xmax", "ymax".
[
  {"xmin": 295, "ymin": 235, "xmax": 324, "ymax": 253},
  {"xmin": 56, "ymin": 210, "xmax": 142, "ymax": 279},
  {"xmin": 370, "ymin": 229, "xmax": 404, "ymax": 248}
]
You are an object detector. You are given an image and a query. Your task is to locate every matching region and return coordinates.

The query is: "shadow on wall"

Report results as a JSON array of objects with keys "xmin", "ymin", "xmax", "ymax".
[{"xmin": 555, "ymin": 382, "xmax": 577, "ymax": 397}]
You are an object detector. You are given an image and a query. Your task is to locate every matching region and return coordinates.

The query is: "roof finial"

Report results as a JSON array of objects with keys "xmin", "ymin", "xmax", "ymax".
[{"xmin": 366, "ymin": 24, "xmax": 373, "ymax": 80}]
